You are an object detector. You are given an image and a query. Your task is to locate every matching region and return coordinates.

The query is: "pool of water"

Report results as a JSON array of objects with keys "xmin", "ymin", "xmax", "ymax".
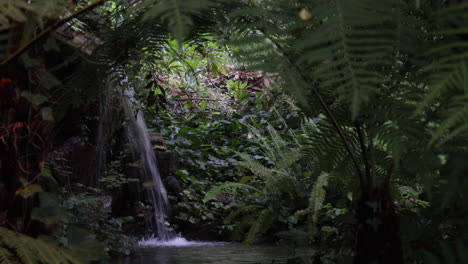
[{"xmin": 110, "ymin": 237, "xmax": 314, "ymax": 264}]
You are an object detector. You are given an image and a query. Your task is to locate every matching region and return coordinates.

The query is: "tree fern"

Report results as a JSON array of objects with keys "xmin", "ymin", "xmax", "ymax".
[
  {"xmin": 296, "ymin": 0, "xmax": 391, "ymax": 117},
  {"xmin": 228, "ymin": 0, "xmax": 415, "ymax": 119},
  {"xmin": 0, "ymin": 227, "xmax": 83, "ymax": 264},
  {"xmin": 419, "ymin": 3, "xmax": 468, "ymax": 146}
]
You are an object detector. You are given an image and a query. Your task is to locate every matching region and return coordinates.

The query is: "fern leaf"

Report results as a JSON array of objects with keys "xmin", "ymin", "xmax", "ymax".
[
  {"xmin": 244, "ymin": 208, "xmax": 274, "ymax": 244},
  {"xmin": 0, "ymin": 227, "xmax": 84, "ymax": 264},
  {"xmin": 0, "ymin": 247, "xmax": 16, "ymax": 264},
  {"xmin": 224, "ymin": 205, "xmax": 263, "ymax": 225},
  {"xmin": 430, "ymin": 94, "xmax": 468, "ymax": 146},
  {"xmin": 276, "ymin": 149, "xmax": 302, "ymax": 170},
  {"xmin": 302, "ymin": 173, "xmax": 329, "ymax": 235},
  {"xmin": 295, "ymin": 0, "xmax": 404, "ymax": 118},
  {"xmin": 309, "ymin": 173, "xmax": 329, "ymax": 214},
  {"xmin": 203, "ymin": 182, "xmax": 258, "ymax": 202},
  {"xmin": 418, "ymin": 3, "xmax": 468, "ymax": 146},
  {"xmin": 238, "ymin": 156, "xmax": 273, "ymax": 181},
  {"xmin": 142, "ymin": 0, "xmax": 217, "ymax": 43}
]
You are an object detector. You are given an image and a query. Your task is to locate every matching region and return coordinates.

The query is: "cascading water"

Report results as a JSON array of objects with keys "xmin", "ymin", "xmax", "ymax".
[
  {"xmin": 118, "ymin": 73, "xmax": 223, "ymax": 247},
  {"xmin": 123, "ymin": 100, "xmax": 176, "ymax": 242}
]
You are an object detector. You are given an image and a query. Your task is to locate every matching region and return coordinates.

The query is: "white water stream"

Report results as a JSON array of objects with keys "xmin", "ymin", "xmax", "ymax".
[
  {"xmin": 124, "ymin": 102, "xmax": 176, "ymax": 242},
  {"xmin": 115, "ymin": 70, "xmax": 223, "ymax": 246},
  {"xmin": 124, "ymin": 106, "xmax": 224, "ymax": 246}
]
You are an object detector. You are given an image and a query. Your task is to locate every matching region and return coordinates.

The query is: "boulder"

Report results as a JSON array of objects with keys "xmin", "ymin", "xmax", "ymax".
[{"xmin": 155, "ymin": 151, "xmax": 179, "ymax": 176}]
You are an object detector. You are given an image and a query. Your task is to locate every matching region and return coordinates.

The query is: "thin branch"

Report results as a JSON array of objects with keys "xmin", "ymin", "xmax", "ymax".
[
  {"xmin": 173, "ymin": 97, "xmax": 233, "ymax": 102},
  {"xmin": 368, "ymin": 127, "xmax": 376, "ymax": 183},
  {"xmin": 0, "ymin": 0, "xmax": 106, "ymax": 66},
  {"xmin": 308, "ymin": 76, "xmax": 365, "ymax": 189},
  {"xmin": 355, "ymin": 121, "xmax": 372, "ymax": 189},
  {"xmin": 383, "ymin": 164, "xmax": 395, "ymax": 192}
]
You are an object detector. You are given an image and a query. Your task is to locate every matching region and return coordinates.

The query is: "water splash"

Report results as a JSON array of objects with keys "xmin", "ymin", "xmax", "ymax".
[{"xmin": 138, "ymin": 235, "xmax": 227, "ymax": 247}]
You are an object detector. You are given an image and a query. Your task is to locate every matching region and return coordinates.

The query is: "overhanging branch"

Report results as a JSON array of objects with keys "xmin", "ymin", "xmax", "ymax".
[{"xmin": 0, "ymin": 0, "xmax": 105, "ymax": 66}]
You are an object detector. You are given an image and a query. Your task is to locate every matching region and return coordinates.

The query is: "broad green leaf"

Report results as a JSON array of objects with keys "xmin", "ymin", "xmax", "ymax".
[
  {"xmin": 40, "ymin": 72, "xmax": 61, "ymax": 89},
  {"xmin": 39, "ymin": 192, "xmax": 59, "ymax": 207},
  {"xmin": 16, "ymin": 184, "xmax": 43, "ymax": 198},
  {"xmin": 21, "ymin": 91, "xmax": 48, "ymax": 105},
  {"xmin": 43, "ymin": 37, "xmax": 60, "ymax": 52},
  {"xmin": 31, "ymin": 206, "xmax": 69, "ymax": 225},
  {"xmin": 67, "ymin": 225, "xmax": 106, "ymax": 261},
  {"xmin": 41, "ymin": 107, "xmax": 54, "ymax": 121},
  {"xmin": 41, "ymin": 167, "xmax": 57, "ymax": 183},
  {"xmin": 200, "ymin": 100, "xmax": 207, "ymax": 111}
]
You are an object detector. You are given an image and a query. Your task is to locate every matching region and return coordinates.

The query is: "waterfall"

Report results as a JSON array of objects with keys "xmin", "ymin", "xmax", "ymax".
[
  {"xmin": 95, "ymin": 82, "xmax": 111, "ymax": 187},
  {"xmin": 118, "ymin": 72, "xmax": 213, "ymax": 246},
  {"xmin": 123, "ymin": 100, "xmax": 176, "ymax": 241}
]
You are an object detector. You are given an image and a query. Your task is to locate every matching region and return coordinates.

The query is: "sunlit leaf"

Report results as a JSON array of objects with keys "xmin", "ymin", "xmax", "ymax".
[
  {"xmin": 41, "ymin": 107, "xmax": 54, "ymax": 121},
  {"xmin": 16, "ymin": 184, "xmax": 43, "ymax": 198},
  {"xmin": 21, "ymin": 91, "xmax": 48, "ymax": 105}
]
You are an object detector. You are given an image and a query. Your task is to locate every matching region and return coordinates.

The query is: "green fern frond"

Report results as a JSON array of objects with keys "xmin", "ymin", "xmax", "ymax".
[
  {"xmin": 224, "ymin": 205, "xmax": 263, "ymax": 225},
  {"xmin": 0, "ymin": 227, "xmax": 84, "ymax": 264},
  {"xmin": 203, "ymin": 182, "xmax": 258, "ymax": 202},
  {"xmin": 0, "ymin": 246, "xmax": 16, "ymax": 264},
  {"xmin": 418, "ymin": 3, "xmax": 468, "ymax": 146},
  {"xmin": 290, "ymin": 0, "xmax": 407, "ymax": 118},
  {"xmin": 308, "ymin": 173, "xmax": 329, "ymax": 235},
  {"xmin": 244, "ymin": 208, "xmax": 274, "ymax": 244},
  {"xmin": 303, "ymin": 120, "xmax": 359, "ymax": 175},
  {"xmin": 429, "ymin": 94, "xmax": 468, "ymax": 146},
  {"xmin": 294, "ymin": 173, "xmax": 329, "ymax": 236},
  {"xmin": 142, "ymin": 0, "xmax": 218, "ymax": 43},
  {"xmin": 238, "ymin": 156, "xmax": 273, "ymax": 181},
  {"xmin": 276, "ymin": 149, "xmax": 302, "ymax": 170},
  {"xmin": 308, "ymin": 173, "xmax": 329, "ymax": 214}
]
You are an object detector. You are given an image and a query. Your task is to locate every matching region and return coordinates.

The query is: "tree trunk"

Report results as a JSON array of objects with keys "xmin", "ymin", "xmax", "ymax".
[{"xmin": 354, "ymin": 187, "xmax": 403, "ymax": 264}]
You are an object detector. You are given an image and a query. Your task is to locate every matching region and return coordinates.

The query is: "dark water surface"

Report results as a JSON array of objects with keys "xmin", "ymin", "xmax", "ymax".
[{"xmin": 110, "ymin": 241, "xmax": 314, "ymax": 264}]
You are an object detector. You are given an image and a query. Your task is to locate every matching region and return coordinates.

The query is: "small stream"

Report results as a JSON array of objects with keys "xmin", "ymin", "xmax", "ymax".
[{"xmin": 109, "ymin": 240, "xmax": 314, "ymax": 264}]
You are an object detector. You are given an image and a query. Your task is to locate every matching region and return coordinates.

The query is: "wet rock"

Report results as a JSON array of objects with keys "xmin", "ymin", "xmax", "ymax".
[
  {"xmin": 155, "ymin": 151, "xmax": 179, "ymax": 176},
  {"xmin": 166, "ymin": 175, "xmax": 183, "ymax": 194},
  {"xmin": 149, "ymin": 132, "xmax": 166, "ymax": 151},
  {"xmin": 182, "ymin": 223, "xmax": 228, "ymax": 241},
  {"xmin": 215, "ymin": 193, "xmax": 234, "ymax": 205}
]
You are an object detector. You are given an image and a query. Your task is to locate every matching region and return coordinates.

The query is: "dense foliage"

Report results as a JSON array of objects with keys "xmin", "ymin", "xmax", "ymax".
[{"xmin": 0, "ymin": 0, "xmax": 467, "ymax": 264}]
